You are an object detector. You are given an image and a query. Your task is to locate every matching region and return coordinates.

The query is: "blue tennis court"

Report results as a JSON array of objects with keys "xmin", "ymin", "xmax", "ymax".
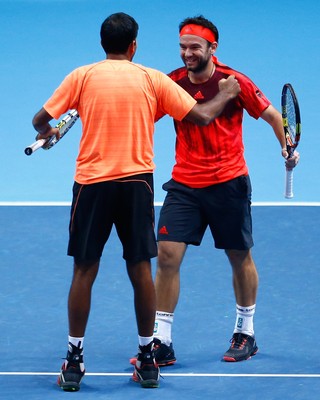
[
  {"xmin": 1, "ymin": 0, "xmax": 319, "ymax": 398},
  {"xmin": 0, "ymin": 204, "xmax": 319, "ymax": 399}
]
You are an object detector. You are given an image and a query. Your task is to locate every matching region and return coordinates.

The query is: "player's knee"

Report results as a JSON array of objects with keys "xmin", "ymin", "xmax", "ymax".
[
  {"xmin": 157, "ymin": 244, "xmax": 182, "ymax": 272},
  {"xmin": 225, "ymin": 249, "xmax": 254, "ymax": 266}
]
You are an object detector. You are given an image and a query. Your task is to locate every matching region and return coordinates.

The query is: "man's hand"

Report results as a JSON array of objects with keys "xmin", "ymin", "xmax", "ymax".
[
  {"xmin": 281, "ymin": 148, "xmax": 300, "ymax": 170},
  {"xmin": 32, "ymin": 107, "xmax": 59, "ymax": 146},
  {"xmin": 185, "ymin": 75, "xmax": 241, "ymax": 126},
  {"xmin": 218, "ymin": 75, "xmax": 241, "ymax": 99},
  {"xmin": 35, "ymin": 126, "xmax": 60, "ymax": 148}
]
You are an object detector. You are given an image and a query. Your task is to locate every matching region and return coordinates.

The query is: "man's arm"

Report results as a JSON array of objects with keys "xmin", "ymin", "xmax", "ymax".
[
  {"xmin": 184, "ymin": 75, "xmax": 241, "ymax": 125},
  {"xmin": 32, "ymin": 107, "xmax": 60, "ymax": 141},
  {"xmin": 260, "ymin": 105, "xmax": 299, "ymax": 169},
  {"xmin": 260, "ymin": 105, "xmax": 286, "ymax": 148}
]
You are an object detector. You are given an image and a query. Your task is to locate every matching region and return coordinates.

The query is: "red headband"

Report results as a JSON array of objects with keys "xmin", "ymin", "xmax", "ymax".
[{"xmin": 180, "ymin": 24, "xmax": 216, "ymax": 43}]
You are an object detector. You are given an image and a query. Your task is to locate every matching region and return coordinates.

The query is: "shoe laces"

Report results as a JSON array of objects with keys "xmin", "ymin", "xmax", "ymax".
[{"xmin": 230, "ymin": 333, "xmax": 248, "ymax": 350}]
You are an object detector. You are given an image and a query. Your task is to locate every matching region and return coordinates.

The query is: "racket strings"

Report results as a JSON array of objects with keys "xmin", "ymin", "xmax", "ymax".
[{"xmin": 285, "ymin": 91, "xmax": 297, "ymax": 145}]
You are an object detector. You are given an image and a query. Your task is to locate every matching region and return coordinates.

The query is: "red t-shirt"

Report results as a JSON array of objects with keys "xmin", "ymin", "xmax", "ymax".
[{"xmin": 166, "ymin": 56, "xmax": 271, "ymax": 187}]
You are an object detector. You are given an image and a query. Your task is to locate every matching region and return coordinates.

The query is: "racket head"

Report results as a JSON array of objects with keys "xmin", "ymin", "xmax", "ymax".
[{"xmin": 281, "ymin": 83, "xmax": 301, "ymax": 156}]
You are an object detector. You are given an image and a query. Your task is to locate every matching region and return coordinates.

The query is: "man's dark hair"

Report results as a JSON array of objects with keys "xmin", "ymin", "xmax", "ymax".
[
  {"xmin": 100, "ymin": 12, "xmax": 139, "ymax": 54},
  {"xmin": 179, "ymin": 15, "xmax": 219, "ymax": 43}
]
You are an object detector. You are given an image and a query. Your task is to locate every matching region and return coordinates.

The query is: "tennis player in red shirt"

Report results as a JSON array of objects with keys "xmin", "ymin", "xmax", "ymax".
[{"xmin": 131, "ymin": 15, "xmax": 299, "ymax": 366}]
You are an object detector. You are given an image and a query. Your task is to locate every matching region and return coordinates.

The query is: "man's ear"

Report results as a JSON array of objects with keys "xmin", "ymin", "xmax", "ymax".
[
  {"xmin": 210, "ymin": 41, "xmax": 218, "ymax": 54},
  {"xmin": 129, "ymin": 40, "xmax": 137, "ymax": 60}
]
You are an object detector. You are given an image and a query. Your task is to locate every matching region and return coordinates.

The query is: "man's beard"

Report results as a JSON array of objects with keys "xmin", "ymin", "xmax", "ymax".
[{"xmin": 185, "ymin": 57, "xmax": 210, "ymax": 74}]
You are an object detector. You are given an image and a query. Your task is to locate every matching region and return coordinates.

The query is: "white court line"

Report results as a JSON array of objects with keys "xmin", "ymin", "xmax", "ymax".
[
  {"xmin": 0, "ymin": 372, "xmax": 319, "ymax": 378},
  {"xmin": 0, "ymin": 202, "xmax": 320, "ymax": 207},
  {"xmin": 0, "ymin": 202, "xmax": 71, "ymax": 206}
]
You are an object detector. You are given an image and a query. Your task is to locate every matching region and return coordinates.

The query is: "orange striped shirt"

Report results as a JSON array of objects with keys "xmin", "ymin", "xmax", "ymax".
[{"xmin": 44, "ymin": 60, "xmax": 196, "ymax": 184}]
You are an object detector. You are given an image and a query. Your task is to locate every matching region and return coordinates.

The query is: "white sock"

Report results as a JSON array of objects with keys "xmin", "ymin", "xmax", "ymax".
[
  {"xmin": 233, "ymin": 304, "xmax": 256, "ymax": 336},
  {"xmin": 138, "ymin": 335, "xmax": 153, "ymax": 347},
  {"xmin": 68, "ymin": 336, "xmax": 84, "ymax": 349},
  {"xmin": 154, "ymin": 311, "xmax": 174, "ymax": 346},
  {"xmin": 67, "ymin": 336, "xmax": 85, "ymax": 372}
]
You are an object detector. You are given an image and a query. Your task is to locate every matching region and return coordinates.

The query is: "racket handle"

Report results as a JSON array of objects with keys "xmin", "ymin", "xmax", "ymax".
[
  {"xmin": 24, "ymin": 139, "xmax": 46, "ymax": 156},
  {"xmin": 285, "ymin": 168, "xmax": 294, "ymax": 198}
]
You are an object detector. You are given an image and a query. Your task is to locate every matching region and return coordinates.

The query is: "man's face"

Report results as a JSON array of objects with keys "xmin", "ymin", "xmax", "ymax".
[{"xmin": 179, "ymin": 34, "xmax": 215, "ymax": 73}]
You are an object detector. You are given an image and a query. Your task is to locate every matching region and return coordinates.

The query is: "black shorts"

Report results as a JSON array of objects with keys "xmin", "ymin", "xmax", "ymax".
[
  {"xmin": 68, "ymin": 173, "xmax": 157, "ymax": 263},
  {"xmin": 157, "ymin": 176, "xmax": 253, "ymax": 250}
]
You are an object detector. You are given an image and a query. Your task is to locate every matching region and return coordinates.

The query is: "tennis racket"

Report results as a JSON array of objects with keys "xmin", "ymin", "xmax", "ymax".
[
  {"xmin": 24, "ymin": 109, "xmax": 79, "ymax": 156},
  {"xmin": 281, "ymin": 83, "xmax": 301, "ymax": 198}
]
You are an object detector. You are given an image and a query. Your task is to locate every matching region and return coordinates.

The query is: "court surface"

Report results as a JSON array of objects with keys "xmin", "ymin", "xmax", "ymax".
[{"xmin": 0, "ymin": 205, "xmax": 319, "ymax": 399}]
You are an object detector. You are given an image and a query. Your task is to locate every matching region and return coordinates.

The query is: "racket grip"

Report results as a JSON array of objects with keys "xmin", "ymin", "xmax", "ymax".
[
  {"xmin": 285, "ymin": 168, "xmax": 294, "ymax": 198},
  {"xmin": 24, "ymin": 139, "xmax": 46, "ymax": 156}
]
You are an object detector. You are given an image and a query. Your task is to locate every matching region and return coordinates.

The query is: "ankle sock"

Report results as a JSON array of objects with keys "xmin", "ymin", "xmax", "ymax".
[
  {"xmin": 154, "ymin": 311, "xmax": 174, "ymax": 346},
  {"xmin": 68, "ymin": 336, "xmax": 84, "ymax": 349},
  {"xmin": 233, "ymin": 304, "xmax": 256, "ymax": 336},
  {"xmin": 138, "ymin": 335, "xmax": 153, "ymax": 349}
]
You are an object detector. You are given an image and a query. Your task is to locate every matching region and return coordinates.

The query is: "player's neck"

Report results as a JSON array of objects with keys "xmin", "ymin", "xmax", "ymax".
[
  {"xmin": 107, "ymin": 54, "xmax": 131, "ymax": 61},
  {"xmin": 107, "ymin": 42, "xmax": 136, "ymax": 62},
  {"xmin": 188, "ymin": 61, "xmax": 215, "ymax": 84}
]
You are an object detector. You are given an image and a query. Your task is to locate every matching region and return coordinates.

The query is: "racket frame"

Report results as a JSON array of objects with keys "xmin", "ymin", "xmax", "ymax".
[{"xmin": 281, "ymin": 83, "xmax": 301, "ymax": 199}]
